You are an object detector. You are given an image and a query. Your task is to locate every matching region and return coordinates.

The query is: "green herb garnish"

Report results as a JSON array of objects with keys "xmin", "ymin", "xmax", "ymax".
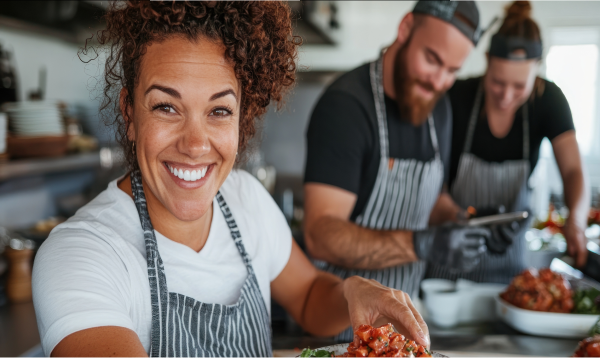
[
  {"xmin": 300, "ymin": 348, "xmax": 334, "ymax": 357},
  {"xmin": 574, "ymin": 288, "xmax": 600, "ymax": 314}
]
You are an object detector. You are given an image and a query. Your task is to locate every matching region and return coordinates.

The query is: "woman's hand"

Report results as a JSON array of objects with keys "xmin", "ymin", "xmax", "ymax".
[
  {"xmin": 342, "ymin": 276, "xmax": 430, "ymax": 348},
  {"xmin": 563, "ymin": 219, "xmax": 588, "ymax": 268}
]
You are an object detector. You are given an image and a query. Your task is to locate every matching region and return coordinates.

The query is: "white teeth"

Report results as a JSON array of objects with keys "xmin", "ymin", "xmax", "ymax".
[{"xmin": 168, "ymin": 164, "xmax": 208, "ymax": 182}]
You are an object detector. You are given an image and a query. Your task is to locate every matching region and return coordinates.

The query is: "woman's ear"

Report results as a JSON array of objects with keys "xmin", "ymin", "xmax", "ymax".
[{"xmin": 120, "ymin": 88, "xmax": 135, "ymax": 142}]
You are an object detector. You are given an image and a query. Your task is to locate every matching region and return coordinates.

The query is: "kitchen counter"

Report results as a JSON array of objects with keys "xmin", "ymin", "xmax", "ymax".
[
  {"xmin": 0, "ymin": 302, "xmax": 582, "ymax": 357},
  {"xmin": 0, "ymin": 302, "xmax": 41, "ymax": 357},
  {"xmin": 272, "ymin": 320, "xmax": 581, "ymax": 357}
]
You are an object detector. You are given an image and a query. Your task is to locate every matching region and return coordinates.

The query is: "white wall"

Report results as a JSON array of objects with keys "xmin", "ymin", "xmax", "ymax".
[
  {"xmin": 300, "ymin": 1, "xmax": 600, "ymax": 75},
  {"xmin": 0, "ymin": 27, "xmax": 98, "ymax": 104}
]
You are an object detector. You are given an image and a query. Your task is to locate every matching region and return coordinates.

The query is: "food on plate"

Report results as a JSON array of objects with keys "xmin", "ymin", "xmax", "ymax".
[
  {"xmin": 574, "ymin": 288, "xmax": 600, "ymax": 315},
  {"xmin": 500, "ymin": 268, "xmax": 574, "ymax": 313},
  {"xmin": 300, "ymin": 348, "xmax": 335, "ymax": 357},
  {"xmin": 573, "ymin": 335, "xmax": 600, "ymax": 357},
  {"xmin": 342, "ymin": 323, "xmax": 431, "ymax": 357},
  {"xmin": 301, "ymin": 324, "xmax": 432, "ymax": 357}
]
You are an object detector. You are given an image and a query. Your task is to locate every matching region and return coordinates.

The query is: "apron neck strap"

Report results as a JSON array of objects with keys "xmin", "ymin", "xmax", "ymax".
[
  {"xmin": 129, "ymin": 169, "xmax": 255, "ymax": 275},
  {"xmin": 370, "ymin": 52, "xmax": 440, "ymax": 161},
  {"xmin": 215, "ymin": 191, "xmax": 254, "ymax": 274},
  {"xmin": 370, "ymin": 55, "xmax": 390, "ymax": 159},
  {"xmin": 463, "ymin": 78, "xmax": 530, "ymax": 160}
]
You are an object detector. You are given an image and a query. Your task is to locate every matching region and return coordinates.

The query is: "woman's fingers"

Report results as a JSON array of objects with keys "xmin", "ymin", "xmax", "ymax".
[
  {"xmin": 397, "ymin": 290, "xmax": 429, "ymax": 347},
  {"xmin": 343, "ymin": 276, "xmax": 429, "ymax": 347},
  {"xmin": 381, "ymin": 290, "xmax": 429, "ymax": 347}
]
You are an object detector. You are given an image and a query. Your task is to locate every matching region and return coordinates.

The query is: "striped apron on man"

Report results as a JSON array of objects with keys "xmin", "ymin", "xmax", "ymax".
[
  {"xmin": 315, "ymin": 55, "xmax": 445, "ymax": 342},
  {"xmin": 130, "ymin": 169, "xmax": 273, "ymax": 357},
  {"xmin": 426, "ymin": 80, "xmax": 531, "ymax": 284}
]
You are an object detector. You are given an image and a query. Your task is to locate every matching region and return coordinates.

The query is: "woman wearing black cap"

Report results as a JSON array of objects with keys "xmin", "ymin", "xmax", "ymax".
[{"xmin": 426, "ymin": 1, "xmax": 590, "ymax": 284}]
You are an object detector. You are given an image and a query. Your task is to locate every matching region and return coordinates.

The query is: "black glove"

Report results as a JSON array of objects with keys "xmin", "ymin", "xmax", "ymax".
[
  {"xmin": 414, "ymin": 225, "xmax": 490, "ymax": 272},
  {"xmin": 475, "ymin": 206, "xmax": 531, "ymax": 255},
  {"xmin": 487, "ymin": 214, "xmax": 532, "ymax": 254}
]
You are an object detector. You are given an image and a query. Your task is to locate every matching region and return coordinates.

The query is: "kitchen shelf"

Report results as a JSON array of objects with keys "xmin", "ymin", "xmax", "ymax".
[{"xmin": 0, "ymin": 147, "xmax": 122, "ymax": 182}]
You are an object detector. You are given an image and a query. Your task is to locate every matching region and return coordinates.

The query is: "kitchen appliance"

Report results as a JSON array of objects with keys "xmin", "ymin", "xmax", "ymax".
[{"xmin": 0, "ymin": 44, "xmax": 18, "ymax": 105}]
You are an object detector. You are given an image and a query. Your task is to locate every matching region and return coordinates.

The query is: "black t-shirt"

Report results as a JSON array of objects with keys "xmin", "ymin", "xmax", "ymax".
[
  {"xmin": 304, "ymin": 63, "xmax": 452, "ymax": 221},
  {"xmin": 448, "ymin": 77, "xmax": 575, "ymax": 187}
]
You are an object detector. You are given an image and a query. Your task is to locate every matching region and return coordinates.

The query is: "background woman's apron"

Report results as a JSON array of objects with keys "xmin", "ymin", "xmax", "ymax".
[
  {"xmin": 315, "ymin": 55, "xmax": 444, "ymax": 341},
  {"xmin": 426, "ymin": 82, "xmax": 531, "ymax": 284},
  {"xmin": 130, "ymin": 170, "xmax": 273, "ymax": 357}
]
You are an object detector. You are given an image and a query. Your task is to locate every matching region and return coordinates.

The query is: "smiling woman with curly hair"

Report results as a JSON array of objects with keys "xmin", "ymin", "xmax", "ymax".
[{"xmin": 31, "ymin": 1, "xmax": 429, "ymax": 357}]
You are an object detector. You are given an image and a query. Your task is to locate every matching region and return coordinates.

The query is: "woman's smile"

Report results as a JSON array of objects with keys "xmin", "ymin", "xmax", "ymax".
[{"xmin": 164, "ymin": 161, "xmax": 215, "ymax": 188}]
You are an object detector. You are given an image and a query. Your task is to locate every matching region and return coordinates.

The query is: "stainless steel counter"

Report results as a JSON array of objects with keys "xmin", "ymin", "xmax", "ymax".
[
  {"xmin": 0, "ymin": 301, "xmax": 582, "ymax": 357},
  {"xmin": 272, "ymin": 320, "xmax": 581, "ymax": 357}
]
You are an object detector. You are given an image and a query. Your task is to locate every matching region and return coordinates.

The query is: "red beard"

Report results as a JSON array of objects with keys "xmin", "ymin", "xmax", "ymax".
[{"xmin": 393, "ymin": 41, "xmax": 444, "ymax": 126}]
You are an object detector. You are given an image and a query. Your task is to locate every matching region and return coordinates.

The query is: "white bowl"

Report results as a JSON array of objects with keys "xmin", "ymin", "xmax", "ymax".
[
  {"xmin": 304, "ymin": 344, "xmax": 446, "ymax": 357},
  {"xmin": 495, "ymin": 296, "xmax": 599, "ymax": 338}
]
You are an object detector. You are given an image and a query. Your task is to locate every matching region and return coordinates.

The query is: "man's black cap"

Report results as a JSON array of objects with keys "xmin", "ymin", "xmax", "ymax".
[{"xmin": 413, "ymin": 0, "xmax": 481, "ymax": 45}]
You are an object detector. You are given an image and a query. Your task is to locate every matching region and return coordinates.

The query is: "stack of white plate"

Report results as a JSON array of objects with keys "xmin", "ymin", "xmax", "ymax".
[{"xmin": 3, "ymin": 101, "xmax": 64, "ymax": 136}]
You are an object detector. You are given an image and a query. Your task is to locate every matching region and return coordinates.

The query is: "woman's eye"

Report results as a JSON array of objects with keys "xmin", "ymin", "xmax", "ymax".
[
  {"xmin": 210, "ymin": 108, "xmax": 232, "ymax": 117},
  {"xmin": 153, "ymin": 104, "xmax": 176, "ymax": 114}
]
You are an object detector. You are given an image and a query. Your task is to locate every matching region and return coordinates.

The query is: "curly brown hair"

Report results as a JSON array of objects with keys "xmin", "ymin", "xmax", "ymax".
[{"xmin": 86, "ymin": 0, "xmax": 300, "ymax": 170}]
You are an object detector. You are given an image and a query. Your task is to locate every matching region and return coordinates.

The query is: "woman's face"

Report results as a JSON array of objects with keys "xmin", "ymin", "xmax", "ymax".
[
  {"xmin": 484, "ymin": 56, "xmax": 539, "ymax": 111},
  {"xmin": 126, "ymin": 36, "xmax": 239, "ymax": 222}
]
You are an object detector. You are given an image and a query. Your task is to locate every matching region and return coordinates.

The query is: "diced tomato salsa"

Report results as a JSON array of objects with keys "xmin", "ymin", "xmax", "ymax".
[{"xmin": 341, "ymin": 324, "xmax": 431, "ymax": 357}]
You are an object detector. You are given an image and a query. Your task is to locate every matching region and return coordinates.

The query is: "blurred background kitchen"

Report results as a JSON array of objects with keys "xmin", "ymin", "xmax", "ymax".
[{"xmin": 2, "ymin": 1, "xmax": 600, "ymax": 356}]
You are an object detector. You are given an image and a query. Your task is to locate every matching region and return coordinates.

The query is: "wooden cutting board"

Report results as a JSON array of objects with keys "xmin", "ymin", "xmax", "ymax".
[{"xmin": 273, "ymin": 349, "xmax": 544, "ymax": 358}]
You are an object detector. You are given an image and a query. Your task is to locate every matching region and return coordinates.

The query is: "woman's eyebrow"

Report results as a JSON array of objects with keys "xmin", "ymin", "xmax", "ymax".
[
  {"xmin": 210, "ymin": 89, "xmax": 237, "ymax": 101},
  {"xmin": 145, "ymin": 84, "xmax": 181, "ymax": 99}
]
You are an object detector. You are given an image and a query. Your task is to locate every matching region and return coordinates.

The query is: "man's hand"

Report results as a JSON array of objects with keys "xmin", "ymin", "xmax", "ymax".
[
  {"xmin": 563, "ymin": 219, "xmax": 588, "ymax": 268},
  {"xmin": 414, "ymin": 225, "xmax": 489, "ymax": 272},
  {"xmin": 342, "ymin": 276, "xmax": 429, "ymax": 348}
]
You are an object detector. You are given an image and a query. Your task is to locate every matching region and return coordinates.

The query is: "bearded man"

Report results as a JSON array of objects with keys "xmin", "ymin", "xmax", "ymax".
[{"xmin": 303, "ymin": 0, "xmax": 491, "ymax": 340}]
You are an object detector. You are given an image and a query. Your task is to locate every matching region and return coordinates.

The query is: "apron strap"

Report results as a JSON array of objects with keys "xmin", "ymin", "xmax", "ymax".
[
  {"xmin": 463, "ymin": 81, "xmax": 484, "ymax": 154},
  {"xmin": 427, "ymin": 114, "xmax": 441, "ymax": 161},
  {"xmin": 463, "ymin": 78, "xmax": 531, "ymax": 161},
  {"xmin": 370, "ymin": 52, "xmax": 440, "ymax": 161},
  {"xmin": 522, "ymin": 103, "xmax": 530, "ymax": 160},
  {"xmin": 370, "ymin": 55, "xmax": 389, "ymax": 159},
  {"xmin": 215, "ymin": 191, "xmax": 255, "ymax": 275}
]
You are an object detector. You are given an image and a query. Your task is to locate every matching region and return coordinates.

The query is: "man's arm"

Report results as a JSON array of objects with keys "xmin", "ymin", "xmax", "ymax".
[
  {"xmin": 552, "ymin": 130, "xmax": 590, "ymax": 267},
  {"xmin": 304, "ymin": 183, "xmax": 418, "ymax": 270}
]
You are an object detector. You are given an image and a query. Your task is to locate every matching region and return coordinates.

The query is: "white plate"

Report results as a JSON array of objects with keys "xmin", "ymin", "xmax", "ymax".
[
  {"xmin": 317, "ymin": 343, "xmax": 449, "ymax": 358},
  {"xmin": 495, "ymin": 296, "xmax": 599, "ymax": 338}
]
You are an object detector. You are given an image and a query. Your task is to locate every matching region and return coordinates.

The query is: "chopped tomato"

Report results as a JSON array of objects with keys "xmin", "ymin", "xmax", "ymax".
[
  {"xmin": 586, "ymin": 342, "xmax": 600, "ymax": 357},
  {"xmin": 345, "ymin": 324, "xmax": 429, "ymax": 357}
]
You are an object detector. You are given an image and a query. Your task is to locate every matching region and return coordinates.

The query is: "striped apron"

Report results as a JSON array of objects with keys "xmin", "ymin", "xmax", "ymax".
[
  {"xmin": 130, "ymin": 169, "xmax": 272, "ymax": 357},
  {"xmin": 315, "ymin": 55, "xmax": 444, "ymax": 341},
  {"xmin": 426, "ymin": 81, "xmax": 531, "ymax": 284}
]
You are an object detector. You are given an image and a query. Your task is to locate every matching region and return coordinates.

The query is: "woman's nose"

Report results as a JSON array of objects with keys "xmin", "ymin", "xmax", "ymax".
[{"xmin": 178, "ymin": 118, "xmax": 211, "ymax": 159}]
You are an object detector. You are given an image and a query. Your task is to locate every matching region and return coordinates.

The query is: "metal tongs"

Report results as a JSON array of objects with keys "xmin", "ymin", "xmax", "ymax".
[{"xmin": 550, "ymin": 257, "xmax": 600, "ymax": 291}]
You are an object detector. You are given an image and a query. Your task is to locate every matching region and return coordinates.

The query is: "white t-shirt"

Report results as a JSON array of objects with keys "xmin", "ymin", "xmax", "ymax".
[{"xmin": 32, "ymin": 170, "xmax": 292, "ymax": 356}]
